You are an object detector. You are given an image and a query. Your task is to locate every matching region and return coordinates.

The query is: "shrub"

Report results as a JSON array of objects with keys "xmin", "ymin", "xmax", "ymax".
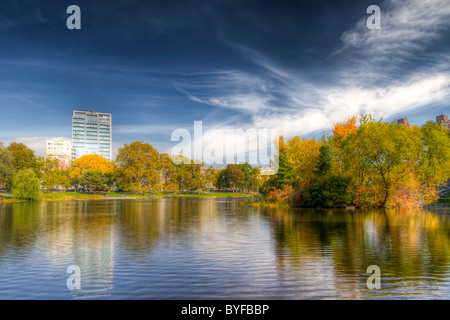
[
  {"xmin": 267, "ymin": 184, "xmax": 295, "ymax": 206},
  {"xmin": 302, "ymin": 175, "xmax": 352, "ymax": 208}
]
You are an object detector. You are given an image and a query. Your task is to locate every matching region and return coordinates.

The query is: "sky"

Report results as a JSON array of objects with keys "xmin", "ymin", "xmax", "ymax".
[{"xmin": 0, "ymin": 0, "xmax": 449, "ymax": 159}]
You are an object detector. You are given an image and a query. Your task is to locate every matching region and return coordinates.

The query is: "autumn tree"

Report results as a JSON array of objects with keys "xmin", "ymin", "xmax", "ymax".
[
  {"xmin": 158, "ymin": 153, "xmax": 176, "ymax": 186},
  {"xmin": 69, "ymin": 154, "xmax": 114, "ymax": 183},
  {"xmin": 115, "ymin": 141, "xmax": 160, "ymax": 193},
  {"xmin": 173, "ymin": 161, "xmax": 206, "ymax": 192},
  {"xmin": 216, "ymin": 164, "xmax": 245, "ymax": 192},
  {"xmin": 352, "ymin": 117, "xmax": 423, "ymax": 207},
  {"xmin": 286, "ymin": 136, "xmax": 322, "ymax": 189},
  {"xmin": 204, "ymin": 167, "xmax": 219, "ymax": 190},
  {"xmin": 237, "ymin": 163, "xmax": 260, "ymax": 192},
  {"xmin": 330, "ymin": 115, "xmax": 358, "ymax": 173}
]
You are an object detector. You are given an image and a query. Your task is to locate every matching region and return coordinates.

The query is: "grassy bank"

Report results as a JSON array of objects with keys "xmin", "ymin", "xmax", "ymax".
[{"xmin": 1, "ymin": 191, "xmax": 254, "ymax": 203}]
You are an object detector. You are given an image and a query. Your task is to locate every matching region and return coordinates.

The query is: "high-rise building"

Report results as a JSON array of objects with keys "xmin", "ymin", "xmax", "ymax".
[
  {"xmin": 436, "ymin": 114, "xmax": 450, "ymax": 130},
  {"xmin": 46, "ymin": 137, "xmax": 72, "ymax": 170},
  {"xmin": 72, "ymin": 110, "xmax": 112, "ymax": 161}
]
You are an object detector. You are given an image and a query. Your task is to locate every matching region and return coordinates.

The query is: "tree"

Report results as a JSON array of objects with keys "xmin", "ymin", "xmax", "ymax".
[
  {"xmin": 158, "ymin": 153, "xmax": 176, "ymax": 186},
  {"xmin": 69, "ymin": 154, "xmax": 114, "ymax": 182},
  {"xmin": 204, "ymin": 167, "xmax": 219, "ymax": 190},
  {"xmin": 7, "ymin": 142, "xmax": 41, "ymax": 176},
  {"xmin": 0, "ymin": 143, "xmax": 14, "ymax": 189},
  {"xmin": 317, "ymin": 144, "xmax": 333, "ymax": 177},
  {"xmin": 79, "ymin": 170, "xmax": 107, "ymax": 192},
  {"xmin": 11, "ymin": 169, "xmax": 42, "ymax": 201},
  {"xmin": 418, "ymin": 121, "xmax": 450, "ymax": 188},
  {"xmin": 286, "ymin": 136, "xmax": 322, "ymax": 188},
  {"xmin": 42, "ymin": 169, "xmax": 70, "ymax": 191},
  {"xmin": 115, "ymin": 141, "xmax": 160, "ymax": 193},
  {"xmin": 237, "ymin": 163, "xmax": 260, "ymax": 192},
  {"xmin": 353, "ymin": 117, "xmax": 422, "ymax": 207},
  {"xmin": 173, "ymin": 161, "xmax": 206, "ymax": 192},
  {"xmin": 302, "ymin": 175, "xmax": 352, "ymax": 208},
  {"xmin": 104, "ymin": 163, "xmax": 119, "ymax": 191},
  {"xmin": 215, "ymin": 164, "xmax": 245, "ymax": 192},
  {"xmin": 260, "ymin": 137, "xmax": 296, "ymax": 195},
  {"xmin": 330, "ymin": 115, "xmax": 358, "ymax": 173}
]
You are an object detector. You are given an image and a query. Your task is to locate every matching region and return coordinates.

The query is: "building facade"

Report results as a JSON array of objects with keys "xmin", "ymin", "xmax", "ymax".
[
  {"xmin": 46, "ymin": 137, "xmax": 72, "ymax": 170},
  {"xmin": 436, "ymin": 114, "xmax": 450, "ymax": 130},
  {"xmin": 396, "ymin": 118, "xmax": 417, "ymax": 129},
  {"xmin": 72, "ymin": 110, "xmax": 112, "ymax": 161}
]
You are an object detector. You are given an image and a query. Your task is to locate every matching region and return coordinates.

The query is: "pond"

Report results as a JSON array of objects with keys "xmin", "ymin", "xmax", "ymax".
[{"xmin": 0, "ymin": 199, "xmax": 449, "ymax": 299}]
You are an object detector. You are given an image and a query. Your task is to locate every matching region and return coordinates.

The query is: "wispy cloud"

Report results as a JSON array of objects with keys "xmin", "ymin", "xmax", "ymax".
[
  {"xmin": 339, "ymin": 0, "xmax": 450, "ymax": 57},
  {"xmin": 175, "ymin": 70, "xmax": 277, "ymax": 113},
  {"xmin": 177, "ymin": 0, "xmax": 450, "ymax": 138}
]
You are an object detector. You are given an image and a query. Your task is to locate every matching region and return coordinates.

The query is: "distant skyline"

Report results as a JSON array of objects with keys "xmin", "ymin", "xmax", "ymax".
[{"xmin": 0, "ymin": 0, "xmax": 449, "ymax": 158}]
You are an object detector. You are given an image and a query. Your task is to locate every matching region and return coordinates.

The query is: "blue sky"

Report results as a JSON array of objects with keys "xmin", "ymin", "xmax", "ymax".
[{"xmin": 0, "ymin": 0, "xmax": 449, "ymax": 157}]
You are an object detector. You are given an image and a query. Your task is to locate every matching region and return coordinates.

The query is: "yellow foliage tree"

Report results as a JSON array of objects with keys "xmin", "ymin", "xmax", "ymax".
[
  {"xmin": 69, "ymin": 154, "xmax": 114, "ymax": 180},
  {"xmin": 286, "ymin": 136, "xmax": 322, "ymax": 189}
]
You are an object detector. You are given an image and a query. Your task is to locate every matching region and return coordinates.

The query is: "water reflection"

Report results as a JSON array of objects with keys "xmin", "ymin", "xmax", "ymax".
[
  {"xmin": 265, "ymin": 207, "xmax": 450, "ymax": 299},
  {"xmin": 0, "ymin": 200, "xmax": 449, "ymax": 299}
]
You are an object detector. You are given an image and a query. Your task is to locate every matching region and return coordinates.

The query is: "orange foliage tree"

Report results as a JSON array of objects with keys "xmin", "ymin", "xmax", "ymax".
[
  {"xmin": 331, "ymin": 115, "xmax": 357, "ymax": 139},
  {"xmin": 69, "ymin": 154, "xmax": 114, "ymax": 180}
]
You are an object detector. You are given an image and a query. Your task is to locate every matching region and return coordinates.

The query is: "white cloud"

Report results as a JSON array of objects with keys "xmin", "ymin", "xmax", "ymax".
[
  {"xmin": 182, "ymin": 0, "xmax": 450, "ymax": 140},
  {"xmin": 1, "ymin": 136, "xmax": 60, "ymax": 157},
  {"xmin": 340, "ymin": 0, "xmax": 450, "ymax": 56},
  {"xmin": 255, "ymin": 72, "xmax": 450, "ymax": 137}
]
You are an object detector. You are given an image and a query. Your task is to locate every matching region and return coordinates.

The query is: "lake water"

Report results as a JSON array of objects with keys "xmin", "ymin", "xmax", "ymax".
[{"xmin": 0, "ymin": 198, "xmax": 449, "ymax": 300}]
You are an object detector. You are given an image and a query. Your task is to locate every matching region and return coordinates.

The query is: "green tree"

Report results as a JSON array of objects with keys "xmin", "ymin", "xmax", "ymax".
[
  {"xmin": 418, "ymin": 121, "xmax": 450, "ymax": 187},
  {"xmin": 237, "ymin": 163, "xmax": 260, "ymax": 192},
  {"xmin": 42, "ymin": 169, "xmax": 70, "ymax": 191},
  {"xmin": 11, "ymin": 169, "xmax": 42, "ymax": 201},
  {"xmin": 79, "ymin": 170, "xmax": 107, "ymax": 192},
  {"xmin": 302, "ymin": 175, "xmax": 352, "ymax": 208},
  {"xmin": 0, "ymin": 143, "xmax": 14, "ymax": 189},
  {"xmin": 317, "ymin": 144, "xmax": 333, "ymax": 177},
  {"xmin": 215, "ymin": 164, "xmax": 245, "ymax": 192},
  {"xmin": 260, "ymin": 137, "xmax": 296, "ymax": 195},
  {"xmin": 7, "ymin": 142, "xmax": 41, "ymax": 176}
]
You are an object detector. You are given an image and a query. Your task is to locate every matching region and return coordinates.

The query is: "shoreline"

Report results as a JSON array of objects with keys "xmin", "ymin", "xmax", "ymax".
[{"xmin": 0, "ymin": 191, "xmax": 255, "ymax": 204}]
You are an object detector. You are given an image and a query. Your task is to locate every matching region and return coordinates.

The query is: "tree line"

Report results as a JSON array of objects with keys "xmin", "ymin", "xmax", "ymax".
[
  {"xmin": 0, "ymin": 141, "xmax": 261, "ymax": 201},
  {"xmin": 260, "ymin": 115, "xmax": 450, "ymax": 208},
  {"xmin": 2, "ymin": 114, "xmax": 449, "ymax": 206}
]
